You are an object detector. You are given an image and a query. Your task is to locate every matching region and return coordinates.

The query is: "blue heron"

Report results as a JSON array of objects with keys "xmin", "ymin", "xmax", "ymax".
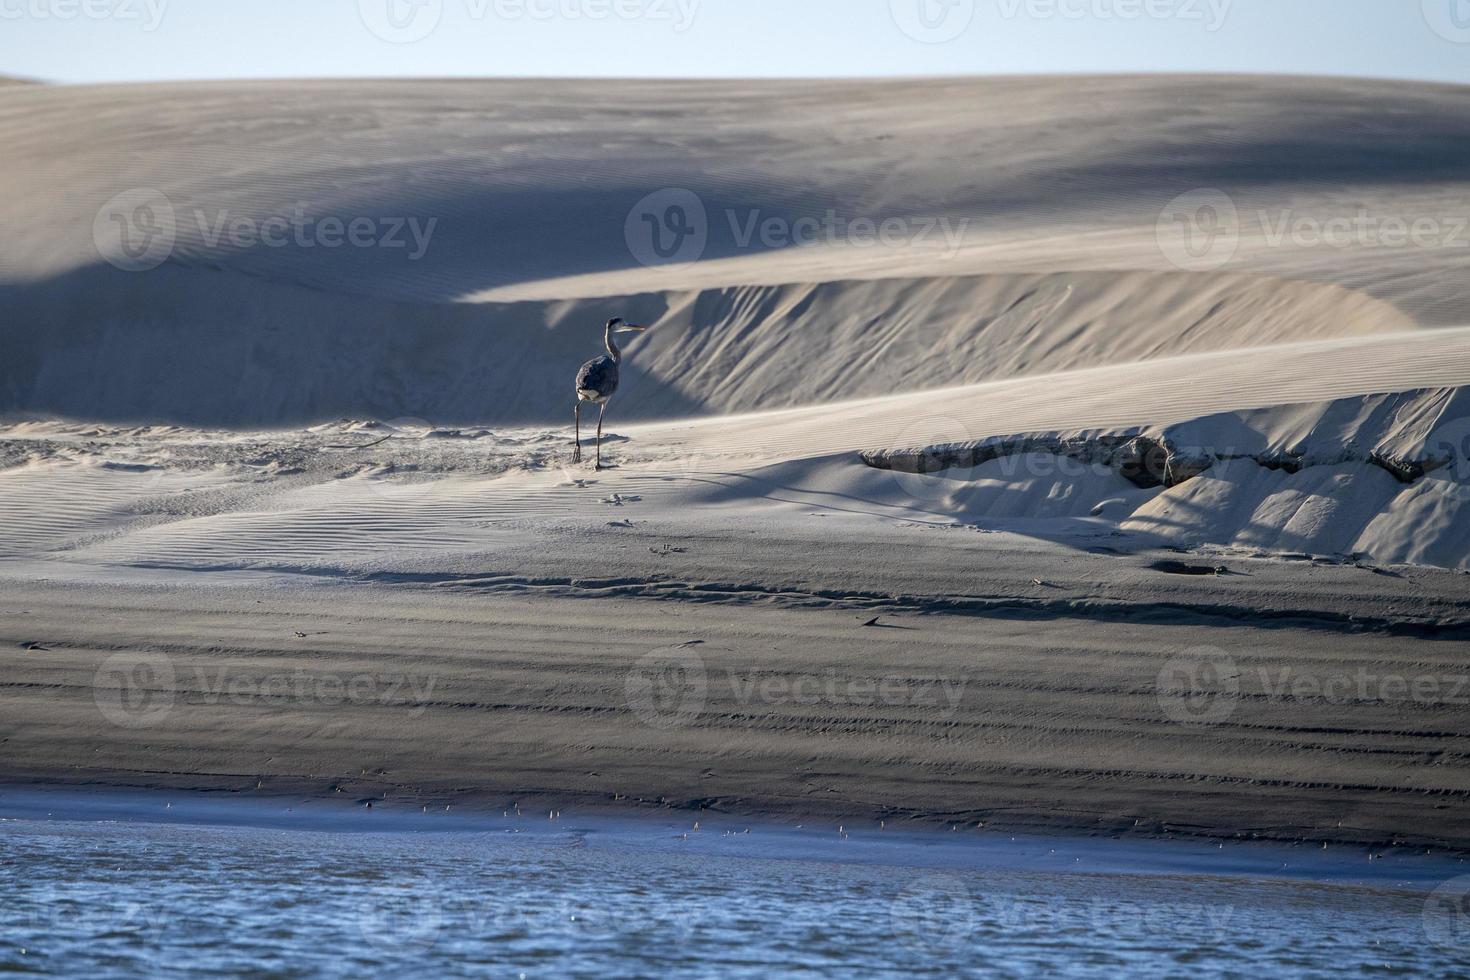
[{"xmin": 573, "ymin": 317, "xmax": 648, "ymax": 469}]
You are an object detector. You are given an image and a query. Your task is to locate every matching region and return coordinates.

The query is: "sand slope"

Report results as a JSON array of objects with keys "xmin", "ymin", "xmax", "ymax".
[
  {"xmin": 6, "ymin": 75, "xmax": 1470, "ymax": 306},
  {"xmin": 5, "ymin": 74, "xmax": 1470, "ymax": 427},
  {"xmin": 2, "ymin": 266, "xmax": 1414, "ymax": 427}
]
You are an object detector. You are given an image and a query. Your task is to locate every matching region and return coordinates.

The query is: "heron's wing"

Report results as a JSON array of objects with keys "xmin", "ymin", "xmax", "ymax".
[{"xmin": 576, "ymin": 355, "xmax": 619, "ymax": 396}]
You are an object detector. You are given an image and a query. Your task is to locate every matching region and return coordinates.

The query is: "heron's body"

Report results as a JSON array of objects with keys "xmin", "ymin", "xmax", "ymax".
[
  {"xmin": 575, "ymin": 354, "xmax": 619, "ymax": 404},
  {"xmin": 572, "ymin": 317, "xmax": 646, "ymax": 468}
]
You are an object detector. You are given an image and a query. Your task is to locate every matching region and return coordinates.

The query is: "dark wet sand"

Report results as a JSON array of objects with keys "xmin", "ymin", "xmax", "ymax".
[{"xmin": 3, "ymin": 571, "xmax": 1469, "ymax": 852}]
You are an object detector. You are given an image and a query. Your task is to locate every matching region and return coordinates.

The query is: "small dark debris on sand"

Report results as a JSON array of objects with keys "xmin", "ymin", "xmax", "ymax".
[
  {"xmin": 603, "ymin": 494, "xmax": 642, "ymax": 506},
  {"xmin": 860, "ymin": 616, "xmax": 918, "ymax": 630},
  {"xmin": 1149, "ymin": 560, "xmax": 1230, "ymax": 577},
  {"xmin": 323, "ymin": 434, "xmax": 394, "ymax": 451}
]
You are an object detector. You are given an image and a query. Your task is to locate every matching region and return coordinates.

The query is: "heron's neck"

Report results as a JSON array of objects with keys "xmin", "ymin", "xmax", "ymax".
[{"xmin": 604, "ymin": 325, "xmax": 622, "ymax": 363}]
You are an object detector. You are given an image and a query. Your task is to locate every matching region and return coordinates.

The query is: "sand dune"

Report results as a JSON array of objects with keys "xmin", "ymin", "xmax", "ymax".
[
  {"xmin": 3, "ymin": 265, "xmax": 1415, "ymax": 427},
  {"xmin": 6, "ymin": 75, "xmax": 1470, "ymax": 307},
  {"xmin": 5, "ymin": 74, "xmax": 1470, "ymax": 426}
]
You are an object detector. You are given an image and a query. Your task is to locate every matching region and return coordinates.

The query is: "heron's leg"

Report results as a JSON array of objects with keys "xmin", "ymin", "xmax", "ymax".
[
  {"xmin": 595, "ymin": 402, "xmax": 608, "ymax": 471},
  {"xmin": 572, "ymin": 402, "xmax": 582, "ymax": 463}
]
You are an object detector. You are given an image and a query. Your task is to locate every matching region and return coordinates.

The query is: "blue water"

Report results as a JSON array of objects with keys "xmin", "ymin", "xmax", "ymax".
[{"xmin": 2, "ymin": 793, "xmax": 1468, "ymax": 977}]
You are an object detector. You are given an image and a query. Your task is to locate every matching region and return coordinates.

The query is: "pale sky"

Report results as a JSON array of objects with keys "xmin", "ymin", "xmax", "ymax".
[{"xmin": 2, "ymin": 0, "xmax": 1469, "ymax": 85}]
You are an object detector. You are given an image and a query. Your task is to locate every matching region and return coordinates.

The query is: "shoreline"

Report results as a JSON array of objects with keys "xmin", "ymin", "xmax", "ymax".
[
  {"xmin": 5, "ymin": 768, "xmax": 1467, "ymax": 859},
  {"xmin": 4, "ymin": 783, "xmax": 1465, "ymax": 890}
]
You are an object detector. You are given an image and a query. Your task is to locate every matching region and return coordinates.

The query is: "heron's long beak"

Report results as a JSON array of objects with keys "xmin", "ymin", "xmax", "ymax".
[{"xmin": 616, "ymin": 324, "xmax": 648, "ymax": 334}]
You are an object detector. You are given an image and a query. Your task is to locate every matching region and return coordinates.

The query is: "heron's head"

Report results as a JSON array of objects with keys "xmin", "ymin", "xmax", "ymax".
[{"xmin": 607, "ymin": 317, "xmax": 648, "ymax": 334}]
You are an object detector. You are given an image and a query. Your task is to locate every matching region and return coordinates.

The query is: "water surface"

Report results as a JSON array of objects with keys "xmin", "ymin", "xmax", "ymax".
[{"xmin": 2, "ymin": 793, "xmax": 1467, "ymax": 977}]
